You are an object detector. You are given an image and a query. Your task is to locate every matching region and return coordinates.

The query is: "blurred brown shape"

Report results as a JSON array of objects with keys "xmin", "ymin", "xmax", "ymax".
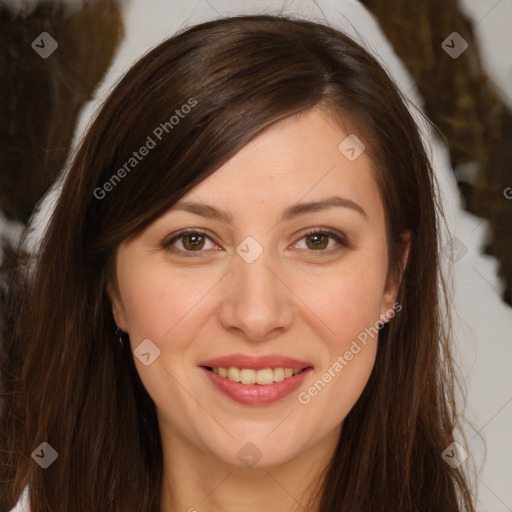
[
  {"xmin": 361, "ymin": 0, "xmax": 512, "ymax": 306},
  {"xmin": 0, "ymin": 0, "xmax": 124, "ymax": 224}
]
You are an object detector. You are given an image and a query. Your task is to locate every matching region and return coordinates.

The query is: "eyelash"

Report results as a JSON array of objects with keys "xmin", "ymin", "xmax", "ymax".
[{"xmin": 162, "ymin": 228, "xmax": 350, "ymax": 257}]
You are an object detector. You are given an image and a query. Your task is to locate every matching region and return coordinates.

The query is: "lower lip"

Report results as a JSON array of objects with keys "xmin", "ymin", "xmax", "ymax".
[{"xmin": 200, "ymin": 367, "xmax": 313, "ymax": 406}]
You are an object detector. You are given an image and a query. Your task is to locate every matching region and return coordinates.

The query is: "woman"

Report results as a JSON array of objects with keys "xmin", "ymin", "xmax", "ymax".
[{"xmin": 0, "ymin": 13, "xmax": 475, "ymax": 512}]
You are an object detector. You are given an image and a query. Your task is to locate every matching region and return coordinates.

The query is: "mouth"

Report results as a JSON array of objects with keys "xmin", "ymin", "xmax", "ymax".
[
  {"xmin": 202, "ymin": 365, "xmax": 312, "ymax": 386},
  {"xmin": 200, "ymin": 365, "xmax": 314, "ymax": 406},
  {"xmin": 198, "ymin": 354, "xmax": 314, "ymax": 405}
]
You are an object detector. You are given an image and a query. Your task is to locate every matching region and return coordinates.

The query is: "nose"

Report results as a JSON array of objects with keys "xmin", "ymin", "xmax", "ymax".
[{"xmin": 218, "ymin": 241, "xmax": 294, "ymax": 343}]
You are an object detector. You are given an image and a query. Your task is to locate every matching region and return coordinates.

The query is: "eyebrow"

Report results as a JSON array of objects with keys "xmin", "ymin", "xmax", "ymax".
[{"xmin": 171, "ymin": 195, "xmax": 368, "ymax": 224}]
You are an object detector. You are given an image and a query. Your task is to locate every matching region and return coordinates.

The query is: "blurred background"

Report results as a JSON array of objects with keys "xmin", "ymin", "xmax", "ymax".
[{"xmin": 0, "ymin": 0, "xmax": 511, "ymax": 510}]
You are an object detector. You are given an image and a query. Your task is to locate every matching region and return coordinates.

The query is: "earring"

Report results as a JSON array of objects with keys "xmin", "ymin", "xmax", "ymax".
[{"xmin": 115, "ymin": 325, "xmax": 129, "ymax": 348}]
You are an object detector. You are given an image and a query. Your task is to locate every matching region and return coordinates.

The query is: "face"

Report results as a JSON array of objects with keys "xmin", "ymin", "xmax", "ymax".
[{"xmin": 109, "ymin": 107, "xmax": 408, "ymax": 470}]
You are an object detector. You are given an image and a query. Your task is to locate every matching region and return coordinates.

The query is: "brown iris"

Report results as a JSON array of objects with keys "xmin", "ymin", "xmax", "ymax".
[
  {"xmin": 181, "ymin": 233, "xmax": 206, "ymax": 251},
  {"xmin": 305, "ymin": 233, "xmax": 329, "ymax": 250}
]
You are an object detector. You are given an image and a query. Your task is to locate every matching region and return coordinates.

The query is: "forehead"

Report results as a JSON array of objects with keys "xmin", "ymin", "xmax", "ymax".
[{"xmin": 175, "ymin": 108, "xmax": 383, "ymax": 223}]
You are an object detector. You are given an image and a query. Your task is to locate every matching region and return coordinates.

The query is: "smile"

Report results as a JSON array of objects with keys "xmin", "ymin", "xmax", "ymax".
[
  {"xmin": 205, "ymin": 366, "xmax": 306, "ymax": 385},
  {"xmin": 200, "ymin": 366, "xmax": 313, "ymax": 406}
]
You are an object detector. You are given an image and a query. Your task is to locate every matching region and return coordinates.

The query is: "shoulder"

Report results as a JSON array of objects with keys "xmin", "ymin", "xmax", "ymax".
[{"xmin": 8, "ymin": 485, "xmax": 30, "ymax": 512}]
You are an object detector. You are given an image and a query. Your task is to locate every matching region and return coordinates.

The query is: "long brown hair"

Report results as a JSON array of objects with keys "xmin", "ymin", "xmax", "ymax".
[{"xmin": 1, "ymin": 14, "xmax": 475, "ymax": 511}]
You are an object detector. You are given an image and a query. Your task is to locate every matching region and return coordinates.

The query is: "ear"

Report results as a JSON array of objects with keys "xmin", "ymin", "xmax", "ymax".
[
  {"xmin": 106, "ymin": 279, "xmax": 129, "ymax": 332},
  {"xmin": 380, "ymin": 230, "xmax": 411, "ymax": 318}
]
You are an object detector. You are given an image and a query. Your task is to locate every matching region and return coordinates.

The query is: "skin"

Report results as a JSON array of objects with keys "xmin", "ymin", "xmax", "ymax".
[{"xmin": 108, "ymin": 107, "xmax": 410, "ymax": 512}]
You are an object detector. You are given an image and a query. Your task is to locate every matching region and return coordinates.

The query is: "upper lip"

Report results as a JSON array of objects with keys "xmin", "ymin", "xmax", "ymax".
[{"xmin": 199, "ymin": 354, "xmax": 313, "ymax": 370}]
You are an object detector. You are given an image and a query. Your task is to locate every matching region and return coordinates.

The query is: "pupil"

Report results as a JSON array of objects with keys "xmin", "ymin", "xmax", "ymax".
[
  {"xmin": 186, "ymin": 234, "xmax": 203, "ymax": 249},
  {"xmin": 308, "ymin": 234, "xmax": 327, "ymax": 250}
]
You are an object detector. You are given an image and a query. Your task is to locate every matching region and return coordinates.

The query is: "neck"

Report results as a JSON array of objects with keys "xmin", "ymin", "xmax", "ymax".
[{"xmin": 158, "ymin": 422, "xmax": 339, "ymax": 512}]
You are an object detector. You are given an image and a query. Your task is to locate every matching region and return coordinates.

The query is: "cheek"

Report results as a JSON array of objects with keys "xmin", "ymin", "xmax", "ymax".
[
  {"xmin": 116, "ymin": 262, "xmax": 205, "ymax": 413},
  {"xmin": 116, "ymin": 258, "xmax": 207, "ymax": 341},
  {"xmin": 297, "ymin": 251, "xmax": 385, "ymax": 399},
  {"xmin": 296, "ymin": 262, "xmax": 383, "ymax": 426},
  {"xmin": 307, "ymin": 254, "xmax": 388, "ymax": 343}
]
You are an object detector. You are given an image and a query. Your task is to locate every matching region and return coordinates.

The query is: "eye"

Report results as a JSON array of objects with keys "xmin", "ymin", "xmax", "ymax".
[
  {"xmin": 162, "ymin": 229, "xmax": 217, "ymax": 256},
  {"xmin": 162, "ymin": 227, "xmax": 349, "ymax": 257},
  {"xmin": 294, "ymin": 228, "xmax": 349, "ymax": 252}
]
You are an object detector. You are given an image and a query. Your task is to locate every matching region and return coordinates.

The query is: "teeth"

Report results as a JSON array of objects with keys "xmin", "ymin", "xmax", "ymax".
[
  {"xmin": 210, "ymin": 367, "xmax": 305, "ymax": 385},
  {"xmin": 227, "ymin": 367, "xmax": 240, "ymax": 382},
  {"xmin": 255, "ymin": 368, "xmax": 273, "ymax": 385},
  {"xmin": 240, "ymin": 368, "xmax": 256, "ymax": 384},
  {"xmin": 273, "ymin": 367, "xmax": 284, "ymax": 382}
]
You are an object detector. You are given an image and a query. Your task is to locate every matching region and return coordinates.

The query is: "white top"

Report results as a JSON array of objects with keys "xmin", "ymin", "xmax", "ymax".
[{"xmin": 9, "ymin": 486, "xmax": 29, "ymax": 512}]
